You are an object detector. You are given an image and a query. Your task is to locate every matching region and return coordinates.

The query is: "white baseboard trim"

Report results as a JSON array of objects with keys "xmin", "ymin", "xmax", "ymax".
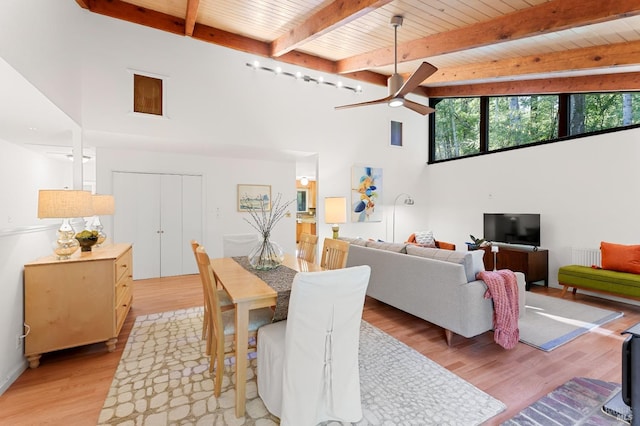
[{"xmin": 0, "ymin": 359, "xmax": 27, "ymax": 396}]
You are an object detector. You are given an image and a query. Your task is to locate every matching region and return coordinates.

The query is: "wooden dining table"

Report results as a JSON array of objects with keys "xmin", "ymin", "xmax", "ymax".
[{"xmin": 209, "ymin": 253, "xmax": 322, "ymax": 418}]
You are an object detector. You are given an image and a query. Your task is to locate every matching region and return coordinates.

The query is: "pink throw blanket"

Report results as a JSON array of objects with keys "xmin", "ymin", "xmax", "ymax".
[{"xmin": 476, "ymin": 270, "xmax": 519, "ymax": 349}]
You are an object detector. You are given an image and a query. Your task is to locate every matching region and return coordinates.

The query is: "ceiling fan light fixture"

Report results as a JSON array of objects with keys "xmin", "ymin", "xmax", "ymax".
[{"xmin": 334, "ymin": 15, "xmax": 436, "ymax": 115}]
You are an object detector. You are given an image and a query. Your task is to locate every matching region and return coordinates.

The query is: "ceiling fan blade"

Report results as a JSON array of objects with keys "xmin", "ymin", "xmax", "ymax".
[
  {"xmin": 335, "ymin": 96, "xmax": 391, "ymax": 111},
  {"xmin": 396, "ymin": 62, "xmax": 438, "ymax": 97},
  {"xmin": 402, "ymin": 98, "xmax": 436, "ymax": 116}
]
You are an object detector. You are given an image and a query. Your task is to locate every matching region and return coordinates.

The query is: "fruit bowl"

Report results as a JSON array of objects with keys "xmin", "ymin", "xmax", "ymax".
[{"xmin": 75, "ymin": 230, "xmax": 99, "ymax": 252}]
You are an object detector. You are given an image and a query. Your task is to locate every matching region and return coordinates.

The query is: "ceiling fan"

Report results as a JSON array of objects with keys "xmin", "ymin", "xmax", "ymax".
[{"xmin": 335, "ymin": 15, "xmax": 437, "ymax": 116}]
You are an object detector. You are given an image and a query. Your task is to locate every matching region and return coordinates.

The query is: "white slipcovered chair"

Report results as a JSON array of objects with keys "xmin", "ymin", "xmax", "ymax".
[
  {"xmin": 222, "ymin": 233, "xmax": 260, "ymax": 257},
  {"xmin": 257, "ymin": 265, "xmax": 371, "ymax": 425}
]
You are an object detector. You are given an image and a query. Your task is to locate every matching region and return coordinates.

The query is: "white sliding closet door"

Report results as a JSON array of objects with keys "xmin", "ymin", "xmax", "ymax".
[
  {"xmin": 159, "ymin": 174, "xmax": 183, "ymax": 277},
  {"xmin": 182, "ymin": 175, "xmax": 203, "ymax": 275},
  {"xmin": 113, "ymin": 172, "xmax": 202, "ymax": 279}
]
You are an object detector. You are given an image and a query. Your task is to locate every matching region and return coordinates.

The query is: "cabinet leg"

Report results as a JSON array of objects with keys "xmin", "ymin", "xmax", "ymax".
[
  {"xmin": 27, "ymin": 354, "xmax": 41, "ymax": 369},
  {"xmin": 106, "ymin": 338, "xmax": 117, "ymax": 352}
]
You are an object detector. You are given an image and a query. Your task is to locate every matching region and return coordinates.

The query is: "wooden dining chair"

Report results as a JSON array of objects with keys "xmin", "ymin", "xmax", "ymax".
[
  {"xmin": 194, "ymin": 246, "xmax": 273, "ymax": 397},
  {"xmin": 296, "ymin": 233, "xmax": 319, "ymax": 263},
  {"xmin": 222, "ymin": 233, "xmax": 260, "ymax": 257},
  {"xmin": 320, "ymin": 237, "xmax": 350, "ymax": 270},
  {"xmin": 190, "ymin": 240, "xmax": 233, "ymax": 343}
]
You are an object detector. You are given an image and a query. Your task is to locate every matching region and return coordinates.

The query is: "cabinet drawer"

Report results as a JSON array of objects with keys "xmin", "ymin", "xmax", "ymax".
[
  {"xmin": 116, "ymin": 277, "xmax": 133, "ymax": 307},
  {"xmin": 115, "ymin": 248, "xmax": 132, "ymax": 283},
  {"xmin": 115, "ymin": 291, "xmax": 132, "ymax": 334}
]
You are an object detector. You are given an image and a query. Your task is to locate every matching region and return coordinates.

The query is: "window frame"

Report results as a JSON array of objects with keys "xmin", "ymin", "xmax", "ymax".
[{"xmin": 428, "ymin": 91, "xmax": 640, "ymax": 164}]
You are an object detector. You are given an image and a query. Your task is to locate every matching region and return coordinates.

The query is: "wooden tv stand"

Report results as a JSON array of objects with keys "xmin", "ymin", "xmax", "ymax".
[{"xmin": 477, "ymin": 245, "xmax": 548, "ymax": 290}]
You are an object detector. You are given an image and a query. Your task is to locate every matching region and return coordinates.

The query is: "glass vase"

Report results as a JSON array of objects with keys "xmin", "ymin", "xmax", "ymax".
[{"xmin": 248, "ymin": 236, "xmax": 284, "ymax": 270}]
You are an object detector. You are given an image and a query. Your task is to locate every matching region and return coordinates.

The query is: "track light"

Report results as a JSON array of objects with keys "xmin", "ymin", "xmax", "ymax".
[{"xmin": 245, "ymin": 61, "xmax": 362, "ymax": 94}]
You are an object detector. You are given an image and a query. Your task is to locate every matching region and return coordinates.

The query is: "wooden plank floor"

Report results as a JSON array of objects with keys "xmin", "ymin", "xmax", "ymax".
[{"xmin": 1, "ymin": 275, "xmax": 638, "ymax": 425}]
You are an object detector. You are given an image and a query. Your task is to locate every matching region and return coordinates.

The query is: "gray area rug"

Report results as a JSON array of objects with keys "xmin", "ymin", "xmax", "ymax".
[
  {"xmin": 98, "ymin": 307, "xmax": 505, "ymax": 425},
  {"xmin": 519, "ymin": 293, "xmax": 624, "ymax": 351}
]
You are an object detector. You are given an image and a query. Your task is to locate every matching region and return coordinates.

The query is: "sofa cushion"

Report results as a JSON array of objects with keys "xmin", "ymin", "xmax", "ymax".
[
  {"xmin": 364, "ymin": 240, "xmax": 407, "ymax": 253},
  {"xmin": 406, "ymin": 245, "xmax": 484, "ymax": 282},
  {"xmin": 338, "ymin": 236, "xmax": 367, "ymax": 246},
  {"xmin": 414, "ymin": 230, "xmax": 436, "ymax": 247},
  {"xmin": 601, "ymin": 241, "xmax": 640, "ymax": 274}
]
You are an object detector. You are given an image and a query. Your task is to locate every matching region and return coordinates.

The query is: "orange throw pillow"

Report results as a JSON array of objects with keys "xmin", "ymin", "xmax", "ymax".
[{"xmin": 601, "ymin": 242, "xmax": 640, "ymax": 274}]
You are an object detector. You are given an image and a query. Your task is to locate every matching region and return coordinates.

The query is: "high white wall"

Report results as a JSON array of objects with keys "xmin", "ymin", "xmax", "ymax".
[{"xmin": 79, "ymin": 8, "xmax": 432, "ymax": 245}]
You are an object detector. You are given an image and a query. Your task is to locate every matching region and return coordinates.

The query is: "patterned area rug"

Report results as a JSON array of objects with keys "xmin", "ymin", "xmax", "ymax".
[
  {"xmin": 502, "ymin": 377, "xmax": 627, "ymax": 425},
  {"xmin": 98, "ymin": 307, "xmax": 506, "ymax": 425}
]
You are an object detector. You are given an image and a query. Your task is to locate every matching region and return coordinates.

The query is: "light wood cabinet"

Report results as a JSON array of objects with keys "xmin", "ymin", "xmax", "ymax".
[
  {"xmin": 296, "ymin": 179, "xmax": 316, "ymax": 208},
  {"xmin": 24, "ymin": 243, "xmax": 133, "ymax": 368},
  {"xmin": 296, "ymin": 222, "xmax": 316, "ymax": 243}
]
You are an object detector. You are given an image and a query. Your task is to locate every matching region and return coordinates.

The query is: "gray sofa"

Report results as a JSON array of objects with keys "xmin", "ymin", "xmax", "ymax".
[{"xmin": 343, "ymin": 238, "xmax": 526, "ymax": 345}]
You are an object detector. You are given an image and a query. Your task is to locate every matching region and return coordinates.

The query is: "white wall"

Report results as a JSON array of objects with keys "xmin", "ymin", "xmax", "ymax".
[
  {"xmin": 0, "ymin": 140, "xmax": 72, "ymax": 394},
  {"xmin": 97, "ymin": 148, "xmax": 298, "ymax": 258},
  {"xmin": 0, "ymin": 0, "xmax": 83, "ymax": 123},
  {"xmin": 78, "ymin": 9, "xmax": 432, "ymax": 246},
  {"xmin": 423, "ymin": 127, "xmax": 640, "ymax": 287}
]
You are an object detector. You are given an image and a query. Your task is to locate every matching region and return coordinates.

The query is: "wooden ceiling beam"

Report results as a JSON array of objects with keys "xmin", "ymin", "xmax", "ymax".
[
  {"xmin": 82, "ymin": 0, "xmax": 185, "ymax": 35},
  {"xmin": 337, "ymin": 0, "xmax": 640, "ymax": 73},
  {"xmin": 423, "ymin": 72, "xmax": 640, "ymax": 98},
  {"xmin": 192, "ymin": 25, "xmax": 271, "ymax": 57},
  {"xmin": 270, "ymin": 0, "xmax": 393, "ymax": 58},
  {"xmin": 425, "ymin": 40, "xmax": 640, "ymax": 85},
  {"xmin": 184, "ymin": 0, "xmax": 200, "ymax": 37}
]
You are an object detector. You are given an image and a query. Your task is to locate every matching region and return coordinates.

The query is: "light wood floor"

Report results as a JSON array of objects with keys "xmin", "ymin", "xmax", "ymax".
[{"xmin": 1, "ymin": 275, "xmax": 639, "ymax": 425}]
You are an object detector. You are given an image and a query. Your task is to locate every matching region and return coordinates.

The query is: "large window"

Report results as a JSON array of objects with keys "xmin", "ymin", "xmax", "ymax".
[
  {"xmin": 569, "ymin": 93, "xmax": 640, "ymax": 135},
  {"xmin": 430, "ymin": 91, "xmax": 640, "ymax": 163},
  {"xmin": 432, "ymin": 98, "xmax": 480, "ymax": 161},
  {"xmin": 488, "ymin": 95, "xmax": 558, "ymax": 150}
]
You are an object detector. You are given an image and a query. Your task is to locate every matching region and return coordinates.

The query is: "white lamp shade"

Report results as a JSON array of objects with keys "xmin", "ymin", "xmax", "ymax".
[
  {"xmin": 325, "ymin": 197, "xmax": 347, "ymax": 224},
  {"xmin": 37, "ymin": 190, "xmax": 94, "ymax": 218},
  {"xmin": 92, "ymin": 194, "xmax": 115, "ymax": 215}
]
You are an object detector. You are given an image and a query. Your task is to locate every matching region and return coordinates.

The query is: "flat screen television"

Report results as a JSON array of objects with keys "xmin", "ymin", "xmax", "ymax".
[{"xmin": 483, "ymin": 213, "xmax": 541, "ymax": 247}]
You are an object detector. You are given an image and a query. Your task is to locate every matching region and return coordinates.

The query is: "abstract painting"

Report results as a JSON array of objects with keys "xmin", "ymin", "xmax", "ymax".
[{"xmin": 351, "ymin": 166, "xmax": 383, "ymax": 222}]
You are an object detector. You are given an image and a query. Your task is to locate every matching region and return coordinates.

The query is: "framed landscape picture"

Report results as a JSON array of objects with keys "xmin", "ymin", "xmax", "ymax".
[{"xmin": 237, "ymin": 184, "xmax": 271, "ymax": 211}]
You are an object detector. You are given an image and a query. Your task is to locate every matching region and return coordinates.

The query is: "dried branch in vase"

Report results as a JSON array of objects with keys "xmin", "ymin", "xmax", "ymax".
[{"xmin": 240, "ymin": 192, "xmax": 295, "ymax": 270}]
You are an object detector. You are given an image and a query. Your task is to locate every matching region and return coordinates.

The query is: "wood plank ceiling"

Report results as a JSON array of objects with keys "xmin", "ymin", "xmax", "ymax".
[{"xmin": 76, "ymin": 0, "xmax": 640, "ymax": 97}]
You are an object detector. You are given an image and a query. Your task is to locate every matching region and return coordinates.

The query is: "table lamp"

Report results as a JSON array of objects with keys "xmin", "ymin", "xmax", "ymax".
[
  {"xmin": 37, "ymin": 189, "xmax": 94, "ymax": 259},
  {"xmin": 324, "ymin": 197, "xmax": 347, "ymax": 239},
  {"xmin": 89, "ymin": 194, "xmax": 115, "ymax": 246}
]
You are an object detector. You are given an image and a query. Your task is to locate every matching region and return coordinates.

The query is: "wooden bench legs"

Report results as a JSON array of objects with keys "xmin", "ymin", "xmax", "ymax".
[{"xmin": 560, "ymin": 284, "xmax": 578, "ymax": 298}]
